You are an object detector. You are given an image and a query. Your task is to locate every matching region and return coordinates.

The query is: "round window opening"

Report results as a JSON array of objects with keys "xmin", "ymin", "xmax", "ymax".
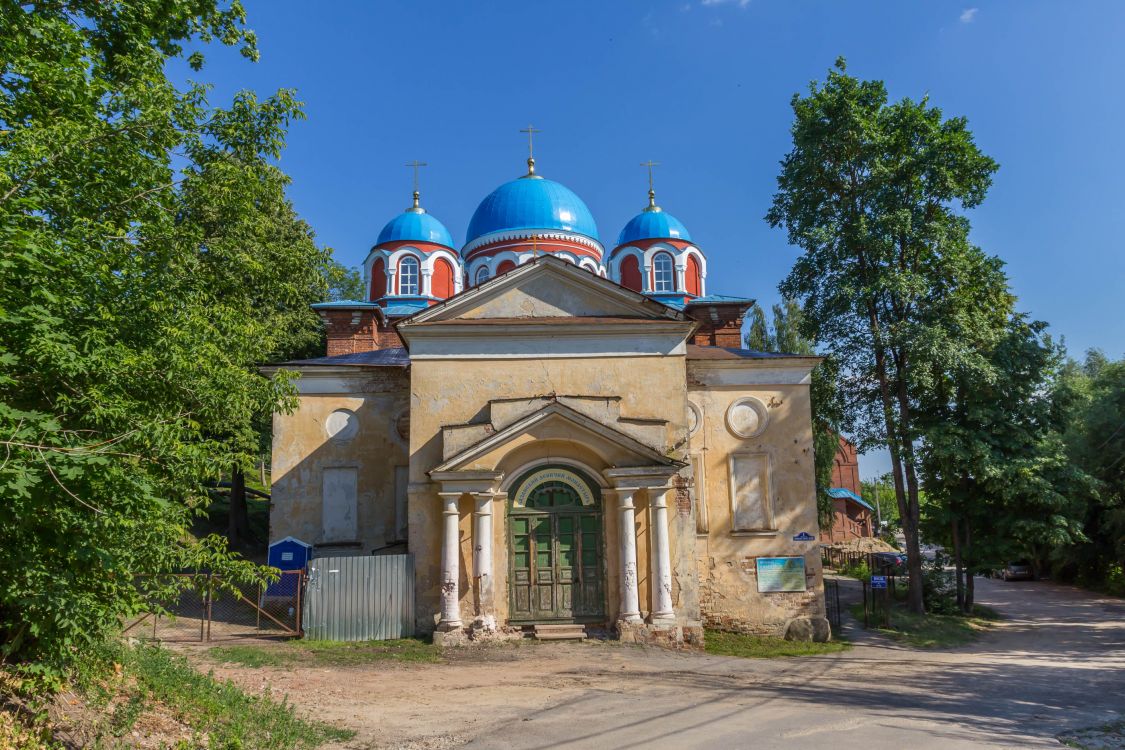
[
  {"xmin": 725, "ymin": 397, "xmax": 769, "ymax": 439},
  {"xmin": 325, "ymin": 409, "xmax": 358, "ymax": 441}
]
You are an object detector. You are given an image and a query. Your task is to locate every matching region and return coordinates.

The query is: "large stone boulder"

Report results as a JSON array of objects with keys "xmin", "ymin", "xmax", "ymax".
[{"xmin": 783, "ymin": 616, "xmax": 832, "ymax": 643}]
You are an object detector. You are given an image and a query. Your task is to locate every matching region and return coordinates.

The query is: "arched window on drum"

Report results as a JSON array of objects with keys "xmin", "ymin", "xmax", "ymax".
[
  {"xmin": 652, "ymin": 252, "xmax": 675, "ymax": 293},
  {"xmin": 398, "ymin": 256, "xmax": 420, "ymax": 295},
  {"xmin": 496, "ymin": 259, "xmax": 517, "ymax": 275},
  {"xmin": 474, "ymin": 266, "xmax": 490, "ymax": 286}
]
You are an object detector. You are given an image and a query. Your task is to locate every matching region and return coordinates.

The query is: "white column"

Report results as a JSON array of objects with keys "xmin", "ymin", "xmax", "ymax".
[
  {"xmin": 650, "ymin": 488, "xmax": 675, "ymax": 621},
  {"xmin": 472, "ymin": 493, "xmax": 495, "ymax": 624},
  {"xmin": 438, "ymin": 492, "xmax": 462, "ymax": 629},
  {"xmin": 675, "ymin": 263, "xmax": 686, "ymax": 293},
  {"xmin": 617, "ymin": 489, "xmax": 642, "ymax": 623}
]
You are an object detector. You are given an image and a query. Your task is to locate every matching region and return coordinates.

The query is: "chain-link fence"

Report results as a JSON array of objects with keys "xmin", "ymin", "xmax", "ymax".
[{"xmin": 122, "ymin": 571, "xmax": 303, "ymax": 642}]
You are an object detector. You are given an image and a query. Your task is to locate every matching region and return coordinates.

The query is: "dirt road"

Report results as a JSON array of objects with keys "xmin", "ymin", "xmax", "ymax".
[{"xmin": 203, "ymin": 576, "xmax": 1125, "ymax": 749}]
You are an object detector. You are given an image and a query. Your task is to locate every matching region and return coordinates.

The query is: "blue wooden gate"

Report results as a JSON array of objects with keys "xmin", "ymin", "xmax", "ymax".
[{"xmin": 302, "ymin": 554, "xmax": 414, "ymax": 641}]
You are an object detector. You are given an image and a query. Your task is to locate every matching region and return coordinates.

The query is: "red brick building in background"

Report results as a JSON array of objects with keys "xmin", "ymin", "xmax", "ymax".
[{"xmin": 820, "ymin": 436, "xmax": 876, "ymax": 543}]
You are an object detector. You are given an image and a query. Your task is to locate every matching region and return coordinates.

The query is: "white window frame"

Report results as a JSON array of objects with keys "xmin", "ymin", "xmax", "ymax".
[
  {"xmin": 475, "ymin": 266, "xmax": 490, "ymax": 286},
  {"xmin": 398, "ymin": 256, "xmax": 420, "ymax": 295},
  {"xmin": 653, "ymin": 252, "xmax": 675, "ymax": 292}
]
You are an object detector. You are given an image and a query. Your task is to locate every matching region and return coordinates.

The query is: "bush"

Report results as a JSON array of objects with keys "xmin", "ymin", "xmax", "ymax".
[
  {"xmin": 840, "ymin": 561, "xmax": 872, "ymax": 582},
  {"xmin": 920, "ymin": 555, "xmax": 960, "ymax": 615}
]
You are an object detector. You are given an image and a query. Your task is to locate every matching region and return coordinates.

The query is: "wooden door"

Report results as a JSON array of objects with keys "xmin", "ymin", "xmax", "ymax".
[{"xmin": 508, "ymin": 474, "xmax": 604, "ymax": 622}]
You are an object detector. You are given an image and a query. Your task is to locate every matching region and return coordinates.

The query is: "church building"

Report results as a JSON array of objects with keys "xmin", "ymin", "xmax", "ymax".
[{"xmin": 267, "ymin": 149, "xmax": 830, "ymax": 645}]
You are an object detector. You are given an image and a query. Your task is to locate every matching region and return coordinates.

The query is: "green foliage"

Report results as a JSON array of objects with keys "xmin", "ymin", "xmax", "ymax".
[
  {"xmin": 97, "ymin": 643, "xmax": 350, "ymax": 748},
  {"xmin": 1052, "ymin": 351, "xmax": 1125, "ymax": 589},
  {"xmin": 861, "ymin": 474, "xmax": 901, "ymax": 528},
  {"xmin": 768, "ymin": 58, "xmax": 1007, "ymax": 613},
  {"xmin": 0, "ymin": 1, "xmax": 339, "ymax": 675},
  {"xmin": 745, "ymin": 300, "xmax": 844, "ymax": 528},
  {"xmin": 839, "ymin": 561, "xmax": 872, "ymax": 582},
  {"xmin": 703, "ymin": 629, "xmax": 849, "ymax": 658}
]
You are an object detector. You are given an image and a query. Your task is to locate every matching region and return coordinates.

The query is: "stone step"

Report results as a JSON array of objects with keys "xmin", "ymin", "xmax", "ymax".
[{"xmin": 532, "ymin": 624, "xmax": 587, "ymax": 640}]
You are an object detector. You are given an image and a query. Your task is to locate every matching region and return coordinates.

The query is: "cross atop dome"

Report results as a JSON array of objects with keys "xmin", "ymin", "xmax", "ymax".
[
  {"xmin": 519, "ymin": 124, "xmax": 542, "ymax": 179},
  {"xmin": 641, "ymin": 160, "xmax": 662, "ymax": 213},
  {"xmin": 405, "ymin": 160, "xmax": 428, "ymax": 213}
]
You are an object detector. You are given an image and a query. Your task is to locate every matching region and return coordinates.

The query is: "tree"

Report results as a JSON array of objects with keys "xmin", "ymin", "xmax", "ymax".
[
  {"xmin": 0, "ymin": 1, "xmax": 335, "ymax": 674},
  {"xmin": 1054, "ymin": 351, "xmax": 1125, "ymax": 591},
  {"xmin": 767, "ymin": 59, "xmax": 1002, "ymax": 613},
  {"xmin": 745, "ymin": 301, "xmax": 843, "ymax": 528},
  {"xmin": 918, "ymin": 318, "xmax": 1089, "ymax": 611}
]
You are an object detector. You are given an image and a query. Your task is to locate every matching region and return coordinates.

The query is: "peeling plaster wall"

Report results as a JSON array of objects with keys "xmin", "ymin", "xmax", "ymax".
[
  {"xmin": 270, "ymin": 371, "xmax": 409, "ymax": 553},
  {"xmin": 408, "ymin": 353, "xmax": 697, "ymax": 632},
  {"xmin": 687, "ymin": 378, "xmax": 826, "ymax": 635}
]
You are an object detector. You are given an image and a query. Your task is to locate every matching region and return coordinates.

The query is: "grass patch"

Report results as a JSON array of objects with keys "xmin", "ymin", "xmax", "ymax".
[
  {"xmin": 849, "ymin": 601, "xmax": 996, "ymax": 648},
  {"xmin": 210, "ymin": 637, "xmax": 442, "ymax": 668},
  {"xmin": 15, "ymin": 642, "xmax": 355, "ymax": 748},
  {"xmin": 703, "ymin": 629, "xmax": 851, "ymax": 658}
]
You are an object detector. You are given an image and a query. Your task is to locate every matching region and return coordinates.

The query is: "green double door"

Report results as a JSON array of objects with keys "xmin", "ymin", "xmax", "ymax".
[{"xmin": 509, "ymin": 479, "xmax": 604, "ymax": 622}]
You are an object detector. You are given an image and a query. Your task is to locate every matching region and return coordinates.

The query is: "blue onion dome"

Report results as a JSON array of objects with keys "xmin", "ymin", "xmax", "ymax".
[
  {"xmin": 617, "ymin": 189, "xmax": 692, "ymax": 246},
  {"xmin": 466, "ymin": 165, "xmax": 600, "ymax": 248},
  {"xmin": 376, "ymin": 191, "xmax": 455, "ymax": 249}
]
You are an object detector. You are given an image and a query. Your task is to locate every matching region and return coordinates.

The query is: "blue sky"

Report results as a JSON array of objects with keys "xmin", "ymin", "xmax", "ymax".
[{"xmin": 181, "ymin": 1, "xmax": 1124, "ymax": 478}]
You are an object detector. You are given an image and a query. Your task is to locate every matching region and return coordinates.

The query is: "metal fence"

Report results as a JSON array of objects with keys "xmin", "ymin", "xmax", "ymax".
[
  {"xmin": 122, "ymin": 571, "xmax": 303, "ymax": 642},
  {"xmin": 823, "ymin": 578, "xmax": 841, "ymax": 630},
  {"xmin": 303, "ymin": 554, "xmax": 414, "ymax": 642}
]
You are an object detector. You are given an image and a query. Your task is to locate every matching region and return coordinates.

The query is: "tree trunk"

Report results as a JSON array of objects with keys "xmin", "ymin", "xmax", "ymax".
[
  {"xmin": 951, "ymin": 517, "xmax": 964, "ymax": 610},
  {"xmin": 865, "ymin": 302, "xmax": 923, "ymax": 612},
  {"xmin": 963, "ymin": 521, "xmax": 975, "ymax": 613},
  {"xmin": 228, "ymin": 463, "xmax": 250, "ymax": 547},
  {"xmin": 893, "ymin": 356, "xmax": 926, "ymax": 615}
]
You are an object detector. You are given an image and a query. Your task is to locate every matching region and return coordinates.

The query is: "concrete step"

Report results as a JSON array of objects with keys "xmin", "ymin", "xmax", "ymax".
[{"xmin": 532, "ymin": 624, "xmax": 587, "ymax": 640}]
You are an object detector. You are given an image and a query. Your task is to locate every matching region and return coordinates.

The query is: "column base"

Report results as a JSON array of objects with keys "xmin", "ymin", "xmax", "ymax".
[
  {"xmin": 615, "ymin": 619, "xmax": 703, "ymax": 650},
  {"xmin": 436, "ymin": 619, "xmax": 463, "ymax": 632}
]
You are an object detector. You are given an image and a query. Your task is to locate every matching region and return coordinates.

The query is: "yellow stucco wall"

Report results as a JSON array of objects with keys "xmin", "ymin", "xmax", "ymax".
[
  {"xmin": 407, "ymin": 353, "xmax": 696, "ymax": 631},
  {"xmin": 270, "ymin": 370, "xmax": 409, "ymax": 553},
  {"xmin": 687, "ymin": 377, "xmax": 827, "ymax": 634}
]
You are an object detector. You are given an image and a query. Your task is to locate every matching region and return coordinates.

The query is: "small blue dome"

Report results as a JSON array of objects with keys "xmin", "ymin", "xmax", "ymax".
[
  {"xmin": 466, "ymin": 177, "xmax": 599, "ymax": 247},
  {"xmin": 377, "ymin": 209, "xmax": 455, "ymax": 249},
  {"xmin": 617, "ymin": 208, "xmax": 692, "ymax": 246}
]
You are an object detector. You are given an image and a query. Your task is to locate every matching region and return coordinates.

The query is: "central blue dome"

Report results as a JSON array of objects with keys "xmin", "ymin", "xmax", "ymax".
[
  {"xmin": 617, "ymin": 208, "xmax": 692, "ymax": 246},
  {"xmin": 377, "ymin": 209, "xmax": 455, "ymax": 249},
  {"xmin": 466, "ymin": 177, "xmax": 600, "ymax": 247}
]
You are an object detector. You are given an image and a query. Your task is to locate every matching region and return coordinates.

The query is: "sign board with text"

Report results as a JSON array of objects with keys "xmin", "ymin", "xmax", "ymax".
[{"xmin": 756, "ymin": 556, "xmax": 807, "ymax": 593}]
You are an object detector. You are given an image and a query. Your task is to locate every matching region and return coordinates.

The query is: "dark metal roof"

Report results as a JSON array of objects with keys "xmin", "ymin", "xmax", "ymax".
[
  {"xmin": 281, "ymin": 348, "xmax": 410, "ymax": 367},
  {"xmin": 686, "ymin": 344, "xmax": 820, "ymax": 360}
]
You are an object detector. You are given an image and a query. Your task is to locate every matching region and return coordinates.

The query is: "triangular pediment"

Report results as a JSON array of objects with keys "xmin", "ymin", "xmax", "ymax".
[
  {"xmin": 432, "ymin": 401, "xmax": 683, "ymax": 474},
  {"xmin": 403, "ymin": 256, "xmax": 684, "ymax": 326}
]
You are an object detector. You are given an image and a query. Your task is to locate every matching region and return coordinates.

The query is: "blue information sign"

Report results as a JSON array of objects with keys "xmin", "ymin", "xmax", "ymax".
[
  {"xmin": 871, "ymin": 575, "xmax": 888, "ymax": 589},
  {"xmin": 792, "ymin": 531, "xmax": 816, "ymax": 541}
]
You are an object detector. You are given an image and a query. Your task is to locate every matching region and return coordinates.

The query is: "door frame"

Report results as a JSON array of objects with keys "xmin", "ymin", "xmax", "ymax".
[{"xmin": 506, "ymin": 464, "xmax": 607, "ymax": 625}]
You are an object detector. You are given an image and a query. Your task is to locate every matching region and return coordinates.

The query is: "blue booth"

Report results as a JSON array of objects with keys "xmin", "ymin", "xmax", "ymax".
[{"xmin": 265, "ymin": 536, "xmax": 311, "ymax": 597}]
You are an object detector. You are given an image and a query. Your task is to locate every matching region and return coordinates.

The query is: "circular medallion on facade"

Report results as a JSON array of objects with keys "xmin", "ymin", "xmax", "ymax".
[
  {"xmin": 395, "ymin": 411, "xmax": 410, "ymax": 442},
  {"xmin": 687, "ymin": 400, "xmax": 702, "ymax": 436},
  {"xmin": 725, "ymin": 397, "xmax": 769, "ymax": 439},
  {"xmin": 325, "ymin": 409, "xmax": 358, "ymax": 441}
]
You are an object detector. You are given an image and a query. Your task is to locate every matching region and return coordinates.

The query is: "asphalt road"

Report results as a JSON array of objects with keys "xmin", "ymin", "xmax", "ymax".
[{"xmin": 465, "ymin": 576, "xmax": 1125, "ymax": 750}]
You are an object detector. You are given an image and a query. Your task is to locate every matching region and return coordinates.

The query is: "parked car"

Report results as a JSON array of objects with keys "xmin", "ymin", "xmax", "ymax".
[
  {"xmin": 872, "ymin": 551, "xmax": 908, "ymax": 574},
  {"xmin": 998, "ymin": 560, "xmax": 1035, "ymax": 581}
]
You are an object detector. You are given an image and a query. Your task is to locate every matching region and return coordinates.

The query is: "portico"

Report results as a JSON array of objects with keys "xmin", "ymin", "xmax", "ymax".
[{"xmin": 427, "ymin": 397, "xmax": 689, "ymax": 633}]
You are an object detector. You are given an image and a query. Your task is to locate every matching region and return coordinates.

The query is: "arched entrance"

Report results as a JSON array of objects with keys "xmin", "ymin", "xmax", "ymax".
[{"xmin": 508, "ymin": 465, "xmax": 605, "ymax": 623}]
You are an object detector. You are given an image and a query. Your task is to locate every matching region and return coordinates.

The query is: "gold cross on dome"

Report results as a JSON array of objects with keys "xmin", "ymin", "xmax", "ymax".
[
  {"xmin": 520, "ymin": 124, "xmax": 541, "ymax": 159},
  {"xmin": 641, "ymin": 160, "xmax": 660, "ymax": 209},
  {"xmin": 641, "ymin": 160, "xmax": 660, "ymax": 191},
  {"xmin": 520, "ymin": 125, "xmax": 542, "ymax": 177},
  {"xmin": 405, "ymin": 160, "xmax": 427, "ymax": 192}
]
